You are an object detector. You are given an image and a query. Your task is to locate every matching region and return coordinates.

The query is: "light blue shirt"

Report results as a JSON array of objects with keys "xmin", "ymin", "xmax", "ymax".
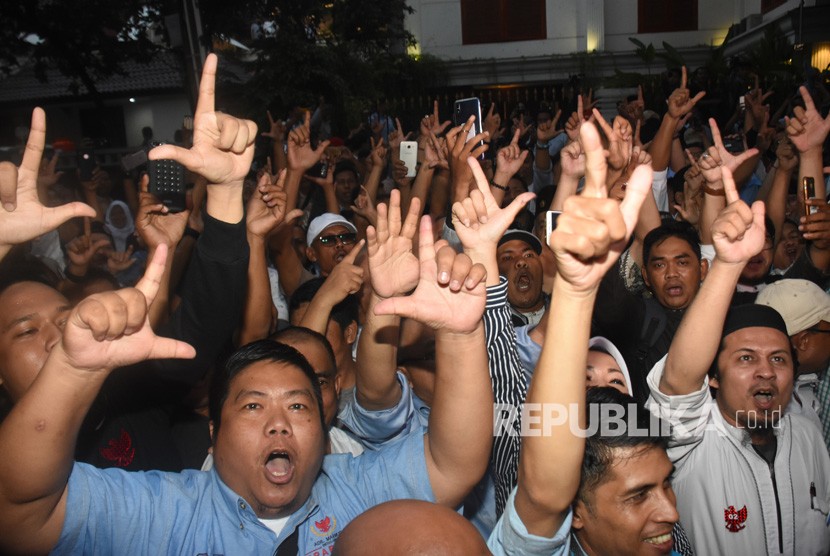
[
  {"xmin": 515, "ymin": 323, "xmax": 541, "ymax": 384},
  {"xmin": 487, "ymin": 488, "xmax": 571, "ymax": 555},
  {"xmin": 55, "ymin": 431, "xmax": 433, "ymax": 555}
]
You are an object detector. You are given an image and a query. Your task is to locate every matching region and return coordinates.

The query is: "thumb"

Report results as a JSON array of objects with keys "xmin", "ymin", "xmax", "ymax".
[
  {"xmin": 148, "ymin": 144, "xmax": 202, "ymax": 174},
  {"xmin": 285, "ymin": 209, "xmax": 304, "ymax": 224},
  {"xmin": 618, "ymin": 165, "xmax": 653, "ymax": 234},
  {"xmin": 147, "ymin": 337, "xmax": 197, "ymax": 361},
  {"xmin": 498, "ymin": 192, "xmax": 536, "ymax": 229},
  {"xmin": 373, "ymin": 296, "xmax": 417, "ymax": 319},
  {"xmin": 44, "ymin": 202, "xmax": 97, "ymax": 230}
]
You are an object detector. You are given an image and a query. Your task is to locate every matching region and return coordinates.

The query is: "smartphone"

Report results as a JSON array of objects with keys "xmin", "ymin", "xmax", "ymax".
[
  {"xmin": 77, "ymin": 149, "xmax": 96, "ymax": 181},
  {"xmin": 722, "ymin": 134, "xmax": 744, "ymax": 154},
  {"xmin": 309, "ymin": 160, "xmax": 329, "ymax": 179},
  {"xmin": 454, "ymin": 97, "xmax": 484, "ymax": 155},
  {"xmin": 739, "ymin": 96, "xmax": 746, "ymax": 111},
  {"xmin": 147, "ymin": 142, "xmax": 186, "ymax": 213},
  {"xmin": 400, "ymin": 141, "xmax": 418, "ymax": 178},
  {"xmin": 802, "ymin": 177, "xmax": 818, "ymax": 217},
  {"xmin": 545, "ymin": 210, "xmax": 562, "ymax": 246}
]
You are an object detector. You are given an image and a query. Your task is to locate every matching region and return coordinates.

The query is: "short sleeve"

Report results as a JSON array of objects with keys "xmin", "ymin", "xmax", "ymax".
[{"xmin": 487, "ymin": 488, "xmax": 572, "ymax": 556}]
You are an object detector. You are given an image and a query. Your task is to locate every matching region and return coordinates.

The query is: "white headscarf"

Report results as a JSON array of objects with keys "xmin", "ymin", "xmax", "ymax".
[{"xmin": 104, "ymin": 200, "xmax": 135, "ymax": 252}]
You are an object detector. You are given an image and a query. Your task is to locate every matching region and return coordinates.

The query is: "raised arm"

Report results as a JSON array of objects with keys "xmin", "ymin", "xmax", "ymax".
[
  {"xmin": 0, "ymin": 108, "xmax": 95, "ymax": 262},
  {"xmin": 660, "ymin": 167, "xmax": 766, "ymax": 395},
  {"xmin": 0, "ymin": 247, "xmax": 195, "ymax": 555},
  {"xmin": 299, "ymin": 240, "xmax": 365, "ymax": 334},
  {"xmin": 787, "ymin": 85, "xmax": 830, "ymax": 206},
  {"xmin": 240, "ymin": 170, "xmax": 303, "ymax": 345},
  {"xmin": 373, "ymin": 216, "xmax": 491, "ymax": 507},
  {"xmin": 650, "ymin": 67, "xmax": 705, "ymax": 172},
  {"xmin": 357, "ymin": 190, "xmax": 421, "ymax": 409}
]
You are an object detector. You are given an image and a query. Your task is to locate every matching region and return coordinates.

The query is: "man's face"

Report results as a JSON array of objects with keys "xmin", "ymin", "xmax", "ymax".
[
  {"xmin": 712, "ymin": 327, "xmax": 794, "ymax": 430},
  {"xmin": 0, "ymin": 282, "xmax": 70, "ymax": 401},
  {"xmin": 772, "ymin": 222, "xmax": 801, "ymax": 271},
  {"xmin": 586, "ymin": 351, "xmax": 628, "ymax": 394},
  {"xmin": 212, "ymin": 360, "xmax": 325, "ymax": 519},
  {"xmin": 307, "ymin": 224, "xmax": 356, "ymax": 275},
  {"xmin": 334, "ymin": 170, "xmax": 359, "ymax": 208},
  {"xmin": 642, "ymin": 237, "xmax": 707, "ymax": 310},
  {"xmin": 796, "ymin": 320, "xmax": 830, "ymax": 375},
  {"xmin": 574, "ymin": 446, "xmax": 678, "ymax": 555},
  {"xmin": 283, "ymin": 338, "xmax": 341, "ymax": 427},
  {"xmin": 497, "ymin": 240, "xmax": 544, "ymax": 312},
  {"xmin": 740, "ymin": 236, "xmax": 773, "ymax": 285}
]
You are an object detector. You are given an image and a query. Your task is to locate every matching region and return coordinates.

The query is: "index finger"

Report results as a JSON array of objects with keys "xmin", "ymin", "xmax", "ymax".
[
  {"xmin": 708, "ymin": 118, "xmax": 724, "ymax": 148},
  {"xmin": 510, "ymin": 128, "xmax": 520, "ymax": 147},
  {"xmin": 468, "ymin": 155, "xmax": 495, "ymax": 206},
  {"xmin": 799, "ymin": 86, "xmax": 817, "ymax": 113},
  {"xmin": 342, "ymin": 239, "xmax": 365, "ymax": 265},
  {"xmin": 579, "ymin": 121, "xmax": 607, "ymax": 198},
  {"xmin": 680, "ymin": 66, "xmax": 687, "ymax": 90},
  {"xmin": 638, "ymin": 84, "xmax": 644, "ymax": 103},
  {"xmin": 267, "ymin": 110, "xmax": 275, "ymax": 125},
  {"xmin": 417, "ymin": 215, "xmax": 436, "ymax": 265},
  {"xmin": 721, "ymin": 165, "xmax": 740, "ymax": 205},
  {"xmin": 592, "ymin": 108, "xmax": 614, "ymax": 139},
  {"xmin": 135, "ymin": 243, "xmax": 169, "ymax": 305},
  {"xmin": 21, "ymin": 107, "xmax": 46, "ymax": 176},
  {"xmin": 487, "ymin": 102, "xmax": 495, "ymax": 118},
  {"xmin": 396, "ymin": 117, "xmax": 404, "ymax": 136},
  {"xmin": 83, "ymin": 216, "xmax": 91, "ymax": 239},
  {"xmin": 433, "ymin": 100, "xmax": 440, "ymax": 120},
  {"xmin": 195, "ymin": 54, "xmax": 217, "ymax": 116},
  {"xmin": 577, "ymin": 95, "xmax": 584, "ymax": 123}
]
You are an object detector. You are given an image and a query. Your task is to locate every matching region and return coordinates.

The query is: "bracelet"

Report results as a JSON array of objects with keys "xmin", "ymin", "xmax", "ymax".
[
  {"xmin": 536, "ymin": 141, "xmax": 550, "ymax": 149},
  {"xmin": 702, "ymin": 184, "xmax": 725, "ymax": 196},
  {"xmin": 489, "ymin": 179, "xmax": 508, "ymax": 192}
]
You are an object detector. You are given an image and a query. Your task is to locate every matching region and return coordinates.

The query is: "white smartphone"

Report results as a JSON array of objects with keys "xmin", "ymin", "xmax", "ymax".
[
  {"xmin": 400, "ymin": 141, "xmax": 418, "ymax": 178},
  {"xmin": 545, "ymin": 210, "xmax": 562, "ymax": 246}
]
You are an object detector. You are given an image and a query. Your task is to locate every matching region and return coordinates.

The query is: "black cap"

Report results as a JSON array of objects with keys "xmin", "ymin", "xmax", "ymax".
[{"xmin": 498, "ymin": 229, "xmax": 542, "ymax": 254}]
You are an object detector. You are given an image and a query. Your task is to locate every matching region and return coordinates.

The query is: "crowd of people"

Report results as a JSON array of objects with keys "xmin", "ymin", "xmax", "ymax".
[{"xmin": 0, "ymin": 50, "xmax": 828, "ymax": 555}]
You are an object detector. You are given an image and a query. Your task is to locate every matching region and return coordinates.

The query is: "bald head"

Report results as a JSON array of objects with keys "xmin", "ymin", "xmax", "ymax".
[{"xmin": 333, "ymin": 500, "xmax": 490, "ymax": 555}]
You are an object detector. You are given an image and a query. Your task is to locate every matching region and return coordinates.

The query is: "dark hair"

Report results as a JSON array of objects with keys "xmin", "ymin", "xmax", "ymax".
[
  {"xmin": 577, "ymin": 387, "xmax": 669, "ymax": 509},
  {"xmin": 272, "ymin": 326, "xmax": 338, "ymax": 373},
  {"xmin": 289, "ymin": 277, "xmax": 360, "ymax": 333},
  {"xmin": 642, "ymin": 221, "xmax": 701, "ymax": 266},
  {"xmin": 208, "ymin": 340, "xmax": 325, "ymax": 434},
  {"xmin": 0, "ymin": 255, "xmax": 61, "ymax": 297}
]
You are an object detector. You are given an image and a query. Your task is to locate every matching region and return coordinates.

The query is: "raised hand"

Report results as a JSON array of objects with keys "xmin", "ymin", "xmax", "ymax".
[
  {"xmin": 148, "ymin": 55, "xmax": 257, "ymax": 187},
  {"xmin": 775, "ymin": 138, "xmax": 798, "ymax": 173},
  {"xmin": 389, "ymin": 118, "xmax": 412, "ymax": 153},
  {"xmin": 419, "ymin": 100, "xmax": 452, "ymax": 137},
  {"xmin": 799, "ymin": 200, "xmax": 830, "ymax": 250},
  {"xmin": 0, "ymin": 108, "xmax": 95, "ymax": 253},
  {"xmin": 286, "ymin": 111, "xmax": 329, "ymax": 172},
  {"xmin": 260, "ymin": 110, "xmax": 286, "ymax": 142},
  {"xmin": 37, "ymin": 152, "xmax": 64, "ymax": 193},
  {"xmin": 536, "ymin": 109, "xmax": 563, "ymax": 143},
  {"xmin": 424, "ymin": 131, "xmax": 450, "ymax": 170},
  {"xmin": 709, "ymin": 118, "xmax": 758, "ymax": 173},
  {"xmin": 60, "ymin": 245, "xmax": 196, "ymax": 373},
  {"xmin": 247, "ymin": 170, "xmax": 303, "ymax": 240},
  {"xmin": 483, "ymin": 102, "xmax": 503, "ymax": 143},
  {"xmin": 494, "ymin": 129, "xmax": 529, "ymax": 181},
  {"xmin": 786, "ymin": 86, "xmax": 830, "ymax": 153},
  {"xmin": 454, "ymin": 157, "xmax": 535, "ymax": 250},
  {"xmin": 374, "ymin": 216, "xmax": 487, "ymax": 333},
  {"xmin": 107, "ymin": 246, "xmax": 138, "ymax": 274},
  {"xmin": 548, "ymin": 121, "xmax": 652, "ymax": 292},
  {"xmin": 667, "ymin": 66, "xmax": 706, "ymax": 120},
  {"xmin": 351, "ymin": 186, "xmax": 378, "ymax": 227},
  {"xmin": 593, "ymin": 109, "xmax": 633, "ymax": 171},
  {"xmin": 66, "ymin": 230, "xmax": 111, "ymax": 270},
  {"xmin": 560, "ymin": 139, "xmax": 586, "ymax": 180},
  {"xmin": 710, "ymin": 166, "xmax": 766, "ymax": 265},
  {"xmin": 317, "ymin": 239, "xmax": 366, "ymax": 304},
  {"xmin": 136, "ymin": 175, "xmax": 189, "ymax": 249},
  {"xmin": 446, "ymin": 116, "xmax": 489, "ymax": 192},
  {"xmin": 369, "ymin": 136, "xmax": 387, "ymax": 168},
  {"xmin": 367, "ymin": 189, "xmax": 421, "ymax": 299}
]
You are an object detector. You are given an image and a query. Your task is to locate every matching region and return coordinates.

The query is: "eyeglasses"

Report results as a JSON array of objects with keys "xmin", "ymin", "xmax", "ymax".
[{"xmin": 317, "ymin": 232, "xmax": 357, "ymax": 246}]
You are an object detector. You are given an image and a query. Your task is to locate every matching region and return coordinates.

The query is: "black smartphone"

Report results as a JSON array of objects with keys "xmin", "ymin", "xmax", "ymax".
[
  {"xmin": 77, "ymin": 149, "xmax": 96, "ymax": 181},
  {"xmin": 309, "ymin": 160, "xmax": 329, "ymax": 179},
  {"xmin": 147, "ymin": 142, "xmax": 186, "ymax": 213},
  {"xmin": 454, "ymin": 97, "xmax": 484, "ymax": 156}
]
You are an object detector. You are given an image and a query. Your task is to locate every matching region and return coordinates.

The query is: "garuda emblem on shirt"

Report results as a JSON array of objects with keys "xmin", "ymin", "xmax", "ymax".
[{"xmin": 724, "ymin": 505, "xmax": 747, "ymax": 532}]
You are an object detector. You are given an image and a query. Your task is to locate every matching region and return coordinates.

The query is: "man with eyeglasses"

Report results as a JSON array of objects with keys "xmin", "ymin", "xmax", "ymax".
[
  {"xmin": 757, "ymin": 278, "xmax": 830, "ymax": 452},
  {"xmin": 305, "ymin": 213, "xmax": 359, "ymax": 278}
]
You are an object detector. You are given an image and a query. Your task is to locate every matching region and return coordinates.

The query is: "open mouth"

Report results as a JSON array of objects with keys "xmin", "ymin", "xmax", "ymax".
[
  {"xmin": 265, "ymin": 451, "xmax": 294, "ymax": 483},
  {"xmin": 752, "ymin": 388, "xmax": 777, "ymax": 410},
  {"xmin": 664, "ymin": 283, "xmax": 683, "ymax": 297},
  {"xmin": 515, "ymin": 272, "xmax": 532, "ymax": 292},
  {"xmin": 643, "ymin": 532, "xmax": 673, "ymax": 552}
]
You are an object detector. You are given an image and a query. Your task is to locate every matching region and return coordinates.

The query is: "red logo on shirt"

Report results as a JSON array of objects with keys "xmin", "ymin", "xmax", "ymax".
[
  {"xmin": 724, "ymin": 505, "xmax": 747, "ymax": 532},
  {"xmin": 100, "ymin": 428, "xmax": 135, "ymax": 467},
  {"xmin": 312, "ymin": 515, "xmax": 336, "ymax": 536}
]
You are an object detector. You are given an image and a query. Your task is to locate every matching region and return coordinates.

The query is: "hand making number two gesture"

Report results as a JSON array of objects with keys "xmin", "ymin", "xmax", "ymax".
[
  {"xmin": 0, "ymin": 108, "xmax": 95, "ymax": 257},
  {"xmin": 549, "ymin": 121, "xmax": 653, "ymax": 293},
  {"xmin": 148, "ymin": 54, "xmax": 257, "ymax": 187}
]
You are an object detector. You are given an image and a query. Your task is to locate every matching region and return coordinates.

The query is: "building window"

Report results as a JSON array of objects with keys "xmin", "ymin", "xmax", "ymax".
[
  {"xmin": 638, "ymin": 0, "xmax": 697, "ymax": 33},
  {"xmin": 460, "ymin": 0, "xmax": 546, "ymax": 45},
  {"xmin": 761, "ymin": 0, "xmax": 787, "ymax": 13}
]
